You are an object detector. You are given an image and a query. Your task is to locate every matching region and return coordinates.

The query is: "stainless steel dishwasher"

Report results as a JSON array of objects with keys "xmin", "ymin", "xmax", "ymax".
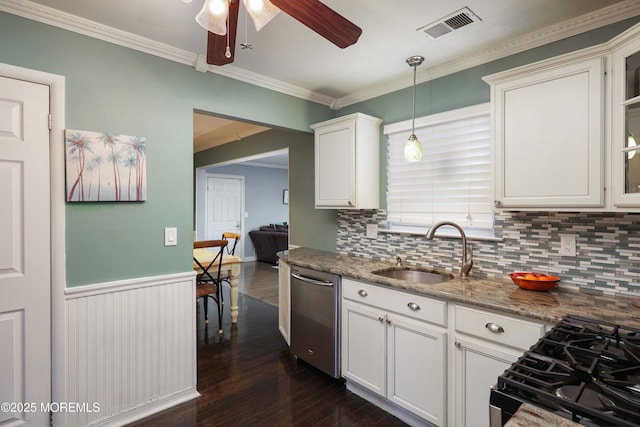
[{"xmin": 290, "ymin": 266, "xmax": 340, "ymax": 378}]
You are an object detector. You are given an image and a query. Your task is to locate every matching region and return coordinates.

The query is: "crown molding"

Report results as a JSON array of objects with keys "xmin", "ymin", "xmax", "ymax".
[{"xmin": 2, "ymin": 0, "xmax": 640, "ymax": 110}]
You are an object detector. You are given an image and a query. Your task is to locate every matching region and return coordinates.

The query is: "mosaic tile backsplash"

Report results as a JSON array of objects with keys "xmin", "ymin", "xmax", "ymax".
[{"xmin": 336, "ymin": 210, "xmax": 640, "ymax": 296}]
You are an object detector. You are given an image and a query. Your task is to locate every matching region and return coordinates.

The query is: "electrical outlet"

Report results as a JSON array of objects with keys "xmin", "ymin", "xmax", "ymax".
[
  {"xmin": 366, "ymin": 224, "xmax": 378, "ymax": 239},
  {"xmin": 560, "ymin": 234, "xmax": 576, "ymax": 256}
]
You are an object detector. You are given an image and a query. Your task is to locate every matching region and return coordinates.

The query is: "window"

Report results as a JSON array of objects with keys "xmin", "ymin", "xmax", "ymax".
[{"xmin": 384, "ymin": 103, "xmax": 494, "ymax": 237}]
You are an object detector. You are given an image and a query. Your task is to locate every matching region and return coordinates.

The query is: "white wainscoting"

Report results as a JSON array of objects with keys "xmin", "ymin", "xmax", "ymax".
[{"xmin": 61, "ymin": 272, "xmax": 199, "ymax": 427}]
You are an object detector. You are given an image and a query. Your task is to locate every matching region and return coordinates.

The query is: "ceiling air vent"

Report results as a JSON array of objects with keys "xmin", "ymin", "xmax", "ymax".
[{"xmin": 418, "ymin": 7, "xmax": 481, "ymax": 39}]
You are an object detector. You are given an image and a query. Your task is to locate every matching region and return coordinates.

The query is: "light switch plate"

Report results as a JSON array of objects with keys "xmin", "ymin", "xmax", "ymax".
[{"xmin": 165, "ymin": 227, "xmax": 177, "ymax": 246}]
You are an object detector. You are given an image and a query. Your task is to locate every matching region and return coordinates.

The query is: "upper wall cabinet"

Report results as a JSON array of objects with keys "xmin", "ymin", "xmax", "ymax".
[
  {"xmin": 612, "ymin": 28, "xmax": 640, "ymax": 208},
  {"xmin": 484, "ymin": 55, "xmax": 605, "ymax": 209},
  {"xmin": 311, "ymin": 113, "xmax": 382, "ymax": 209}
]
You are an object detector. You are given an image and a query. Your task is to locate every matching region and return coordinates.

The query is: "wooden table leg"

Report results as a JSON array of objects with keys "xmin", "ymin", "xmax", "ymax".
[{"xmin": 228, "ymin": 262, "xmax": 241, "ymax": 324}]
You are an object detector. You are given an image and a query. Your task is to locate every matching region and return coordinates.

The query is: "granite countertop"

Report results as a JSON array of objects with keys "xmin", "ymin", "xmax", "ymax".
[
  {"xmin": 504, "ymin": 404, "xmax": 580, "ymax": 427},
  {"xmin": 281, "ymin": 247, "xmax": 640, "ymax": 328}
]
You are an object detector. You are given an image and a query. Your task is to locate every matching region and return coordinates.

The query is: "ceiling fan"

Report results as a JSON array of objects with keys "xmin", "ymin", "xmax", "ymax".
[{"xmin": 196, "ymin": 0, "xmax": 362, "ymax": 66}]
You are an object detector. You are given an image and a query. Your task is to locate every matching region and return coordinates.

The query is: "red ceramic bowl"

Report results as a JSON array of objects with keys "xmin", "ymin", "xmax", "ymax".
[{"xmin": 509, "ymin": 272, "xmax": 560, "ymax": 291}]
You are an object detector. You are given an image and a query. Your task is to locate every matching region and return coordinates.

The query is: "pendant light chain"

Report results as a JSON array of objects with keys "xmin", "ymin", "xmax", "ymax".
[
  {"xmin": 404, "ymin": 55, "xmax": 425, "ymax": 162},
  {"xmin": 411, "ymin": 61, "xmax": 417, "ymax": 137}
]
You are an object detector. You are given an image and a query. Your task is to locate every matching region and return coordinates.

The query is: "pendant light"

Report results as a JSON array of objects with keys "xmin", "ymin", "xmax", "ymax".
[{"xmin": 404, "ymin": 55, "xmax": 425, "ymax": 162}]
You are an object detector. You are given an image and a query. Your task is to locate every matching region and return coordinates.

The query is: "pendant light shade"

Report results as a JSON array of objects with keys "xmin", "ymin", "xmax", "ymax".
[
  {"xmin": 244, "ymin": 0, "xmax": 280, "ymax": 31},
  {"xmin": 404, "ymin": 134, "xmax": 422, "ymax": 161},
  {"xmin": 405, "ymin": 55, "xmax": 425, "ymax": 162},
  {"xmin": 196, "ymin": 0, "xmax": 230, "ymax": 35}
]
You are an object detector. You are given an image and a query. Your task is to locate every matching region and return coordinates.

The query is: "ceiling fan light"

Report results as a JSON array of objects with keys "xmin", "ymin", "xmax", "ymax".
[
  {"xmin": 404, "ymin": 134, "xmax": 423, "ymax": 162},
  {"xmin": 244, "ymin": 0, "xmax": 280, "ymax": 31},
  {"xmin": 196, "ymin": 0, "xmax": 229, "ymax": 35}
]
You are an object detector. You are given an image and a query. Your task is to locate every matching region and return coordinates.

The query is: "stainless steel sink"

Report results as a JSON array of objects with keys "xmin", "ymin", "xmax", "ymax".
[{"xmin": 372, "ymin": 267, "xmax": 453, "ymax": 284}]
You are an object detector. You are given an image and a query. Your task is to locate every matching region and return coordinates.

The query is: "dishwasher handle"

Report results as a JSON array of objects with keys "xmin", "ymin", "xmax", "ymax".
[{"xmin": 291, "ymin": 273, "xmax": 335, "ymax": 287}]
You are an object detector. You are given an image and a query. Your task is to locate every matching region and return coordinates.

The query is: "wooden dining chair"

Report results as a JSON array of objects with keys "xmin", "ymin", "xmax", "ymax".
[
  {"xmin": 219, "ymin": 232, "xmax": 241, "ymax": 294},
  {"xmin": 222, "ymin": 232, "xmax": 240, "ymax": 255},
  {"xmin": 194, "ymin": 239, "xmax": 228, "ymax": 335}
]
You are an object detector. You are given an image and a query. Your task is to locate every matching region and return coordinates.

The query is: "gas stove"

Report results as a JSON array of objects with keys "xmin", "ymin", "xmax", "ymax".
[{"xmin": 490, "ymin": 314, "xmax": 640, "ymax": 426}]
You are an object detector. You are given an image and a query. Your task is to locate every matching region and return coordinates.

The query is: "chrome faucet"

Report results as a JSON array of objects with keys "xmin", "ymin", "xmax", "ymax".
[
  {"xmin": 426, "ymin": 221, "xmax": 473, "ymax": 277},
  {"xmin": 396, "ymin": 256, "xmax": 403, "ymax": 267}
]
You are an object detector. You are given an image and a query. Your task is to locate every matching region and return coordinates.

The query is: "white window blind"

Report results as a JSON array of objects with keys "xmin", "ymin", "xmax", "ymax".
[{"xmin": 385, "ymin": 103, "xmax": 494, "ymax": 235}]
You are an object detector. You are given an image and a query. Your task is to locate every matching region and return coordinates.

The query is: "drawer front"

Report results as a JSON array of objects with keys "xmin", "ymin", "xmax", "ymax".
[
  {"xmin": 455, "ymin": 305, "xmax": 545, "ymax": 350},
  {"xmin": 343, "ymin": 278, "xmax": 446, "ymax": 326}
]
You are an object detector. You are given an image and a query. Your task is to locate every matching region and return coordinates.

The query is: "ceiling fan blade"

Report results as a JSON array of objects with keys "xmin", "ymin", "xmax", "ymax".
[
  {"xmin": 270, "ymin": 0, "xmax": 362, "ymax": 48},
  {"xmin": 206, "ymin": 0, "xmax": 240, "ymax": 65}
]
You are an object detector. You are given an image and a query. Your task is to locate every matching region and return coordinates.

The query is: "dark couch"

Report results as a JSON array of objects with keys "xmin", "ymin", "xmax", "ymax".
[{"xmin": 249, "ymin": 224, "xmax": 288, "ymax": 264}]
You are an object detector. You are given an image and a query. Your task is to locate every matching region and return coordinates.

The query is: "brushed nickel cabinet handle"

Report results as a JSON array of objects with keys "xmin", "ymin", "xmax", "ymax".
[
  {"xmin": 357, "ymin": 289, "xmax": 368, "ymax": 297},
  {"xmin": 485, "ymin": 322, "xmax": 505, "ymax": 334},
  {"xmin": 407, "ymin": 302, "xmax": 420, "ymax": 311}
]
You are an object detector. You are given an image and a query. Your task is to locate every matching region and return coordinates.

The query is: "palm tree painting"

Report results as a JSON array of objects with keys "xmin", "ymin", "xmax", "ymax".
[{"xmin": 65, "ymin": 129, "xmax": 147, "ymax": 202}]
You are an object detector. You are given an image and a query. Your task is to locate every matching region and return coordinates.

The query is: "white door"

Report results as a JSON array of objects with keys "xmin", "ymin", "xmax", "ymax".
[
  {"xmin": 205, "ymin": 175, "xmax": 243, "ymax": 257},
  {"xmin": 0, "ymin": 76, "xmax": 51, "ymax": 425}
]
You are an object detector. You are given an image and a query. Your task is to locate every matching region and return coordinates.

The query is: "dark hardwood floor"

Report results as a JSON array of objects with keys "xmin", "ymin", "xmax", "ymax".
[{"xmin": 127, "ymin": 262, "xmax": 407, "ymax": 427}]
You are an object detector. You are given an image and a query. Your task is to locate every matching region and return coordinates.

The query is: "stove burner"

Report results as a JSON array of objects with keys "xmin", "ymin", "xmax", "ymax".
[
  {"xmin": 495, "ymin": 315, "xmax": 640, "ymax": 427},
  {"xmin": 555, "ymin": 384, "xmax": 615, "ymax": 410}
]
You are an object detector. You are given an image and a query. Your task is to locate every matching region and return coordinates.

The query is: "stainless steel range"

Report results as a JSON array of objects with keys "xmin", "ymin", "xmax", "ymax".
[{"xmin": 490, "ymin": 315, "xmax": 640, "ymax": 426}]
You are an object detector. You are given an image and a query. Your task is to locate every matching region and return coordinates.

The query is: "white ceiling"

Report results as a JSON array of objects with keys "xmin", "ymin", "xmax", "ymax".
[{"xmin": 5, "ymin": 0, "xmax": 639, "ymax": 108}]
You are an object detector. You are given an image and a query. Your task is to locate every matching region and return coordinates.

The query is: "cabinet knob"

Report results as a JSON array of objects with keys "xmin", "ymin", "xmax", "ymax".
[
  {"xmin": 348, "ymin": 201, "xmax": 354, "ymax": 207},
  {"xmin": 455, "ymin": 341, "xmax": 461, "ymax": 348},
  {"xmin": 494, "ymin": 200, "xmax": 502, "ymax": 207},
  {"xmin": 386, "ymin": 318, "xmax": 391, "ymax": 325},
  {"xmin": 407, "ymin": 302, "xmax": 420, "ymax": 311},
  {"xmin": 485, "ymin": 322, "xmax": 505, "ymax": 334},
  {"xmin": 357, "ymin": 289, "xmax": 368, "ymax": 297},
  {"xmin": 378, "ymin": 316, "xmax": 384, "ymax": 323}
]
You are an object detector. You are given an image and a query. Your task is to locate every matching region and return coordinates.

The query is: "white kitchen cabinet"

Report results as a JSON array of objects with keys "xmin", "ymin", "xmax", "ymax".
[
  {"xmin": 341, "ymin": 278, "xmax": 447, "ymax": 426},
  {"xmin": 485, "ymin": 55, "xmax": 604, "ymax": 209},
  {"xmin": 452, "ymin": 305, "xmax": 548, "ymax": 427},
  {"xmin": 277, "ymin": 258, "xmax": 290, "ymax": 345},
  {"xmin": 311, "ymin": 113, "xmax": 382, "ymax": 209},
  {"xmin": 611, "ymin": 25, "xmax": 640, "ymax": 207}
]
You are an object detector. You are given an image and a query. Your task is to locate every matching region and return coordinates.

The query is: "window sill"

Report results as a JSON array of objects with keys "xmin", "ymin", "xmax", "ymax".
[{"xmin": 379, "ymin": 228, "xmax": 503, "ymax": 242}]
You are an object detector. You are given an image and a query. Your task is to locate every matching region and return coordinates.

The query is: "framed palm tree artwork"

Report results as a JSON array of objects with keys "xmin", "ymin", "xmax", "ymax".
[{"xmin": 65, "ymin": 129, "xmax": 147, "ymax": 202}]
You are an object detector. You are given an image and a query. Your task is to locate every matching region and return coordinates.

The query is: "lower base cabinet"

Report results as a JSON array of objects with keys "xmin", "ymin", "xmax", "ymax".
[
  {"xmin": 452, "ymin": 305, "xmax": 548, "ymax": 427},
  {"xmin": 277, "ymin": 258, "xmax": 290, "ymax": 345},
  {"xmin": 453, "ymin": 336, "xmax": 521, "ymax": 427},
  {"xmin": 341, "ymin": 279, "xmax": 447, "ymax": 426},
  {"xmin": 340, "ymin": 279, "xmax": 551, "ymax": 427}
]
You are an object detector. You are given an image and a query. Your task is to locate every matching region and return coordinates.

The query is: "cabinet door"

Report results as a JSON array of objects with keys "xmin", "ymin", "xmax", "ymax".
[
  {"xmin": 612, "ymin": 37, "xmax": 640, "ymax": 207},
  {"xmin": 387, "ymin": 315, "xmax": 447, "ymax": 427},
  {"xmin": 277, "ymin": 259, "xmax": 290, "ymax": 345},
  {"xmin": 314, "ymin": 119, "xmax": 355, "ymax": 207},
  {"xmin": 453, "ymin": 336, "xmax": 521, "ymax": 427},
  {"xmin": 341, "ymin": 301, "xmax": 386, "ymax": 396},
  {"xmin": 492, "ymin": 57, "xmax": 604, "ymax": 208}
]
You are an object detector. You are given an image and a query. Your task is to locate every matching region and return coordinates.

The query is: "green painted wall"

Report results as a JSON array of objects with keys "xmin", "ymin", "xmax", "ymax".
[
  {"xmin": 0, "ymin": 12, "xmax": 333, "ymax": 286},
  {"xmin": 194, "ymin": 128, "xmax": 337, "ymax": 252}
]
